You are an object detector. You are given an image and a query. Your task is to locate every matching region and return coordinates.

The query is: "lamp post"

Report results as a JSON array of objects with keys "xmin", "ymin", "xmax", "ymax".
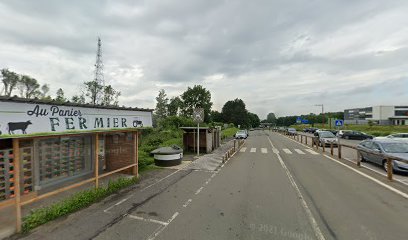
[{"xmin": 315, "ymin": 104, "xmax": 324, "ymax": 128}]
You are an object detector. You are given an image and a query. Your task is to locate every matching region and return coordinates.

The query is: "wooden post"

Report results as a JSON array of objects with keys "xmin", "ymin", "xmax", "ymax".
[
  {"xmin": 338, "ymin": 144, "xmax": 342, "ymax": 159},
  {"xmin": 356, "ymin": 150, "xmax": 361, "ymax": 167},
  {"xmin": 133, "ymin": 131, "xmax": 139, "ymax": 177},
  {"xmin": 301, "ymin": 135, "xmax": 303, "ymax": 143},
  {"xmin": 12, "ymin": 138, "xmax": 22, "ymax": 232},
  {"xmin": 234, "ymin": 139, "xmax": 236, "ymax": 152},
  {"xmin": 330, "ymin": 143, "xmax": 334, "ymax": 156},
  {"xmin": 387, "ymin": 158, "xmax": 393, "ymax": 181},
  {"xmin": 94, "ymin": 133, "xmax": 99, "ymax": 188},
  {"xmin": 305, "ymin": 136, "xmax": 308, "ymax": 145},
  {"xmin": 322, "ymin": 142, "xmax": 325, "ymax": 152}
]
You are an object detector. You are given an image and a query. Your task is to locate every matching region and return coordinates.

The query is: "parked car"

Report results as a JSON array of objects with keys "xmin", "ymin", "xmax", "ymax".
[
  {"xmin": 337, "ymin": 130, "xmax": 373, "ymax": 140},
  {"xmin": 287, "ymin": 128, "xmax": 297, "ymax": 135},
  {"xmin": 317, "ymin": 129, "xmax": 338, "ymax": 135},
  {"xmin": 315, "ymin": 131, "xmax": 338, "ymax": 147},
  {"xmin": 309, "ymin": 128, "xmax": 319, "ymax": 133},
  {"xmin": 303, "ymin": 128, "xmax": 310, "ymax": 133},
  {"xmin": 375, "ymin": 133, "xmax": 408, "ymax": 140},
  {"xmin": 357, "ymin": 139, "xmax": 408, "ymax": 173},
  {"xmin": 235, "ymin": 130, "xmax": 248, "ymax": 139}
]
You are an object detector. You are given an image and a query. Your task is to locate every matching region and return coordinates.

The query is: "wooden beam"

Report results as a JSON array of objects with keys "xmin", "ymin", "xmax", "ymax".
[
  {"xmin": 94, "ymin": 133, "xmax": 99, "ymax": 188},
  {"xmin": 132, "ymin": 131, "xmax": 139, "ymax": 177},
  {"xmin": 98, "ymin": 163, "xmax": 138, "ymax": 179},
  {"xmin": 12, "ymin": 138, "xmax": 22, "ymax": 232}
]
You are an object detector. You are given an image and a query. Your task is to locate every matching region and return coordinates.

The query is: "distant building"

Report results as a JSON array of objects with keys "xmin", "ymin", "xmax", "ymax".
[{"xmin": 344, "ymin": 106, "xmax": 408, "ymax": 125}]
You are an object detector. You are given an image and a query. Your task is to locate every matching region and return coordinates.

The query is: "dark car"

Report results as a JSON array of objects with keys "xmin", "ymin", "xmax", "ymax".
[
  {"xmin": 357, "ymin": 139, "xmax": 408, "ymax": 174},
  {"xmin": 309, "ymin": 128, "xmax": 319, "ymax": 133},
  {"xmin": 338, "ymin": 130, "xmax": 373, "ymax": 140}
]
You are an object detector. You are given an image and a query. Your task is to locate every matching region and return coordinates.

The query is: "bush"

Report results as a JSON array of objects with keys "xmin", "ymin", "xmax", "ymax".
[{"xmin": 22, "ymin": 177, "xmax": 138, "ymax": 233}]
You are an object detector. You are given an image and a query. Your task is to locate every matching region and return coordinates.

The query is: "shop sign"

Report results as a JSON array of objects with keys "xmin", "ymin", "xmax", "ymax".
[{"xmin": 0, "ymin": 101, "xmax": 152, "ymax": 136}]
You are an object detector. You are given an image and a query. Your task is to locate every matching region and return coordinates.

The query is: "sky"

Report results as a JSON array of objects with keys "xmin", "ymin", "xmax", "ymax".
[{"xmin": 1, "ymin": 0, "xmax": 408, "ymax": 119}]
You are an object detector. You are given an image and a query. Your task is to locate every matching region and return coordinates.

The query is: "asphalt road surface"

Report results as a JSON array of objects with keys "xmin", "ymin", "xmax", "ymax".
[
  {"xmin": 21, "ymin": 130, "xmax": 408, "ymax": 240},
  {"xmin": 300, "ymin": 132, "xmax": 408, "ymax": 185}
]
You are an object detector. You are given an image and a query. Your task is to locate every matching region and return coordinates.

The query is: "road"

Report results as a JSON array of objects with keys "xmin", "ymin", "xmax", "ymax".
[
  {"xmin": 21, "ymin": 130, "xmax": 408, "ymax": 240},
  {"xmin": 300, "ymin": 132, "xmax": 408, "ymax": 185}
]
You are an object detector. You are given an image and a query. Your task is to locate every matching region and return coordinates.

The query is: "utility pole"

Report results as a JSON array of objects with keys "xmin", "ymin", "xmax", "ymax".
[{"xmin": 315, "ymin": 104, "xmax": 324, "ymax": 128}]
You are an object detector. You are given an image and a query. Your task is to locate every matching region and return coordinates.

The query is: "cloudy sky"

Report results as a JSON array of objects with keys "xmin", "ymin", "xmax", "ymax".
[{"xmin": 1, "ymin": 0, "xmax": 408, "ymax": 119}]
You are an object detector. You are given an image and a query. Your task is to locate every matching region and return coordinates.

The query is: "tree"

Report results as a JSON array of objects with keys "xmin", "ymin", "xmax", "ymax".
[
  {"xmin": 1, "ymin": 69, "xmax": 19, "ymax": 96},
  {"xmin": 55, "ymin": 88, "xmax": 67, "ymax": 103},
  {"xmin": 84, "ymin": 80, "xmax": 103, "ymax": 105},
  {"xmin": 71, "ymin": 94, "xmax": 86, "ymax": 104},
  {"xmin": 248, "ymin": 112, "xmax": 260, "ymax": 128},
  {"xmin": 18, "ymin": 75, "xmax": 40, "ymax": 98},
  {"xmin": 266, "ymin": 112, "xmax": 276, "ymax": 125},
  {"xmin": 168, "ymin": 96, "xmax": 182, "ymax": 116},
  {"xmin": 221, "ymin": 98, "xmax": 250, "ymax": 127},
  {"xmin": 40, "ymin": 84, "xmax": 52, "ymax": 100},
  {"xmin": 209, "ymin": 110, "xmax": 223, "ymax": 122},
  {"xmin": 155, "ymin": 89, "xmax": 168, "ymax": 120},
  {"xmin": 102, "ymin": 85, "xmax": 120, "ymax": 106},
  {"xmin": 180, "ymin": 85, "xmax": 213, "ymax": 122}
]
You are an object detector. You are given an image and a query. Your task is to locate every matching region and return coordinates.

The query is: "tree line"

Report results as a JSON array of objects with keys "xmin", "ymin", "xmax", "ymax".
[
  {"xmin": 0, "ymin": 68, "xmax": 120, "ymax": 106},
  {"xmin": 155, "ymin": 85, "xmax": 260, "ymax": 128}
]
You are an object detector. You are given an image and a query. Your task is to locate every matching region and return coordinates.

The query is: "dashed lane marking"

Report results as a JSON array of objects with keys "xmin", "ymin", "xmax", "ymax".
[
  {"xmin": 282, "ymin": 148, "xmax": 292, "ymax": 154},
  {"xmin": 240, "ymin": 147, "xmax": 247, "ymax": 152},
  {"xmin": 182, "ymin": 199, "xmax": 193, "ymax": 208},
  {"xmin": 304, "ymin": 149, "xmax": 319, "ymax": 155},
  {"xmin": 261, "ymin": 148, "xmax": 268, "ymax": 154},
  {"xmin": 294, "ymin": 149, "xmax": 305, "ymax": 154},
  {"xmin": 195, "ymin": 186, "xmax": 204, "ymax": 195},
  {"xmin": 250, "ymin": 148, "xmax": 256, "ymax": 153},
  {"xmin": 128, "ymin": 215, "xmax": 168, "ymax": 226}
]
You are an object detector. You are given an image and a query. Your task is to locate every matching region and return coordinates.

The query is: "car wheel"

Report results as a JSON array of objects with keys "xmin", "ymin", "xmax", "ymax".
[{"xmin": 360, "ymin": 155, "xmax": 366, "ymax": 162}]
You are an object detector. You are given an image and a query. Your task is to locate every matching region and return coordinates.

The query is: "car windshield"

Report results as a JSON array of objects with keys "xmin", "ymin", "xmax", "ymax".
[
  {"xmin": 381, "ymin": 142, "xmax": 408, "ymax": 153},
  {"xmin": 320, "ymin": 132, "xmax": 335, "ymax": 138},
  {"xmin": 237, "ymin": 130, "xmax": 246, "ymax": 134}
]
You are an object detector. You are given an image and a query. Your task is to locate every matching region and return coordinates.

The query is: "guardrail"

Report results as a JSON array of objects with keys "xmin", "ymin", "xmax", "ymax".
[
  {"xmin": 223, "ymin": 139, "xmax": 245, "ymax": 163},
  {"xmin": 274, "ymin": 129, "xmax": 408, "ymax": 182}
]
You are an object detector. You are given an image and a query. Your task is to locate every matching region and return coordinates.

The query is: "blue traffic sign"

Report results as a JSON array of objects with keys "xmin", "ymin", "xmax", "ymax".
[
  {"xmin": 335, "ymin": 119, "xmax": 344, "ymax": 127},
  {"xmin": 301, "ymin": 119, "xmax": 309, "ymax": 124}
]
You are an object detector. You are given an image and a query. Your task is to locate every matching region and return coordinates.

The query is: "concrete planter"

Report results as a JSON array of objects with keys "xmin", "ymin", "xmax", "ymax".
[{"xmin": 151, "ymin": 146, "xmax": 183, "ymax": 166}]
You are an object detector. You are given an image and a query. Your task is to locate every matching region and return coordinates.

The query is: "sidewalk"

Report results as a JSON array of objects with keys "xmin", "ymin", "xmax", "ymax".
[{"xmin": 186, "ymin": 138, "xmax": 237, "ymax": 171}]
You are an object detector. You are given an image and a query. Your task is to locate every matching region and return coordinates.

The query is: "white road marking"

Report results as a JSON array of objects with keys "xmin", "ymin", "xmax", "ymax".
[
  {"xmin": 250, "ymin": 148, "xmax": 256, "ymax": 153},
  {"xmin": 195, "ymin": 186, "xmax": 204, "ymax": 195},
  {"xmin": 261, "ymin": 148, "xmax": 268, "ymax": 154},
  {"xmin": 147, "ymin": 212, "xmax": 179, "ymax": 240},
  {"xmin": 343, "ymin": 157, "xmax": 408, "ymax": 187},
  {"xmin": 267, "ymin": 137, "xmax": 326, "ymax": 240},
  {"xmin": 182, "ymin": 199, "xmax": 193, "ymax": 208},
  {"xmin": 128, "ymin": 214, "xmax": 168, "ymax": 226},
  {"xmin": 304, "ymin": 149, "xmax": 319, "ymax": 155},
  {"xmin": 282, "ymin": 148, "xmax": 292, "ymax": 154},
  {"xmin": 282, "ymin": 133, "xmax": 408, "ymax": 199},
  {"xmin": 240, "ymin": 147, "xmax": 247, "ymax": 152},
  {"xmin": 294, "ymin": 149, "xmax": 305, "ymax": 154},
  {"xmin": 115, "ymin": 198, "xmax": 128, "ymax": 206}
]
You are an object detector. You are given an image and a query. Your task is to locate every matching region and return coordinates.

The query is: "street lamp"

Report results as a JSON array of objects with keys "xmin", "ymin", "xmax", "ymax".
[{"xmin": 315, "ymin": 104, "xmax": 324, "ymax": 128}]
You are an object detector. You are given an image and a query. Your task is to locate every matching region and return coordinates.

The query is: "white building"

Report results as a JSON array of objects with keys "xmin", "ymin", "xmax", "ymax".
[{"xmin": 344, "ymin": 106, "xmax": 408, "ymax": 125}]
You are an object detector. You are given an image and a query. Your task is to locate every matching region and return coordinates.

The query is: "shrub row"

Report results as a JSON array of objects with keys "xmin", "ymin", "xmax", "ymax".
[{"xmin": 22, "ymin": 177, "xmax": 138, "ymax": 233}]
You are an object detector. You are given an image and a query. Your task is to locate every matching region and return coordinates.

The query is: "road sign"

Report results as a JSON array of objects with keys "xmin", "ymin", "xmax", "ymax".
[
  {"xmin": 335, "ymin": 119, "xmax": 344, "ymax": 127},
  {"xmin": 296, "ymin": 117, "xmax": 302, "ymax": 124},
  {"xmin": 301, "ymin": 119, "xmax": 309, "ymax": 124},
  {"xmin": 193, "ymin": 108, "xmax": 204, "ymax": 123}
]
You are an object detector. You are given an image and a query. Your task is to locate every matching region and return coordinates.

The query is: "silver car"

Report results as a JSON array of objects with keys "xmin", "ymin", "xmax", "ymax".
[
  {"xmin": 357, "ymin": 139, "xmax": 408, "ymax": 174},
  {"xmin": 316, "ymin": 131, "xmax": 338, "ymax": 147},
  {"xmin": 235, "ymin": 130, "xmax": 248, "ymax": 139}
]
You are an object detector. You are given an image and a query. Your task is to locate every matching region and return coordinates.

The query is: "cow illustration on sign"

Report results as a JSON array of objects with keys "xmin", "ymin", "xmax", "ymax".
[{"xmin": 8, "ymin": 121, "xmax": 32, "ymax": 134}]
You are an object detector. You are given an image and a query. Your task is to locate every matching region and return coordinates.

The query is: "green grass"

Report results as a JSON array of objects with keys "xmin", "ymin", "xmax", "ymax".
[
  {"xmin": 221, "ymin": 127, "xmax": 239, "ymax": 139},
  {"xmin": 22, "ymin": 177, "xmax": 139, "ymax": 233},
  {"xmin": 291, "ymin": 124, "xmax": 408, "ymax": 136}
]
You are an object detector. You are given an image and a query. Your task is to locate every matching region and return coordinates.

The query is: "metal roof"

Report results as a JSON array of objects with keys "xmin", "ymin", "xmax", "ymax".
[{"xmin": 0, "ymin": 96, "xmax": 153, "ymax": 112}]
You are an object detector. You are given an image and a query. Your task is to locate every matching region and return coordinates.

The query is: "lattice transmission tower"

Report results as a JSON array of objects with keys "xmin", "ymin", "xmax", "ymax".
[{"xmin": 94, "ymin": 37, "xmax": 105, "ymax": 104}]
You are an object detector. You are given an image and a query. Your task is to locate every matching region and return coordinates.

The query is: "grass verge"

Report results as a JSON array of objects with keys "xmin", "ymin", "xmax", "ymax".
[
  {"xmin": 22, "ymin": 177, "xmax": 138, "ymax": 233},
  {"xmin": 221, "ymin": 127, "xmax": 238, "ymax": 140}
]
